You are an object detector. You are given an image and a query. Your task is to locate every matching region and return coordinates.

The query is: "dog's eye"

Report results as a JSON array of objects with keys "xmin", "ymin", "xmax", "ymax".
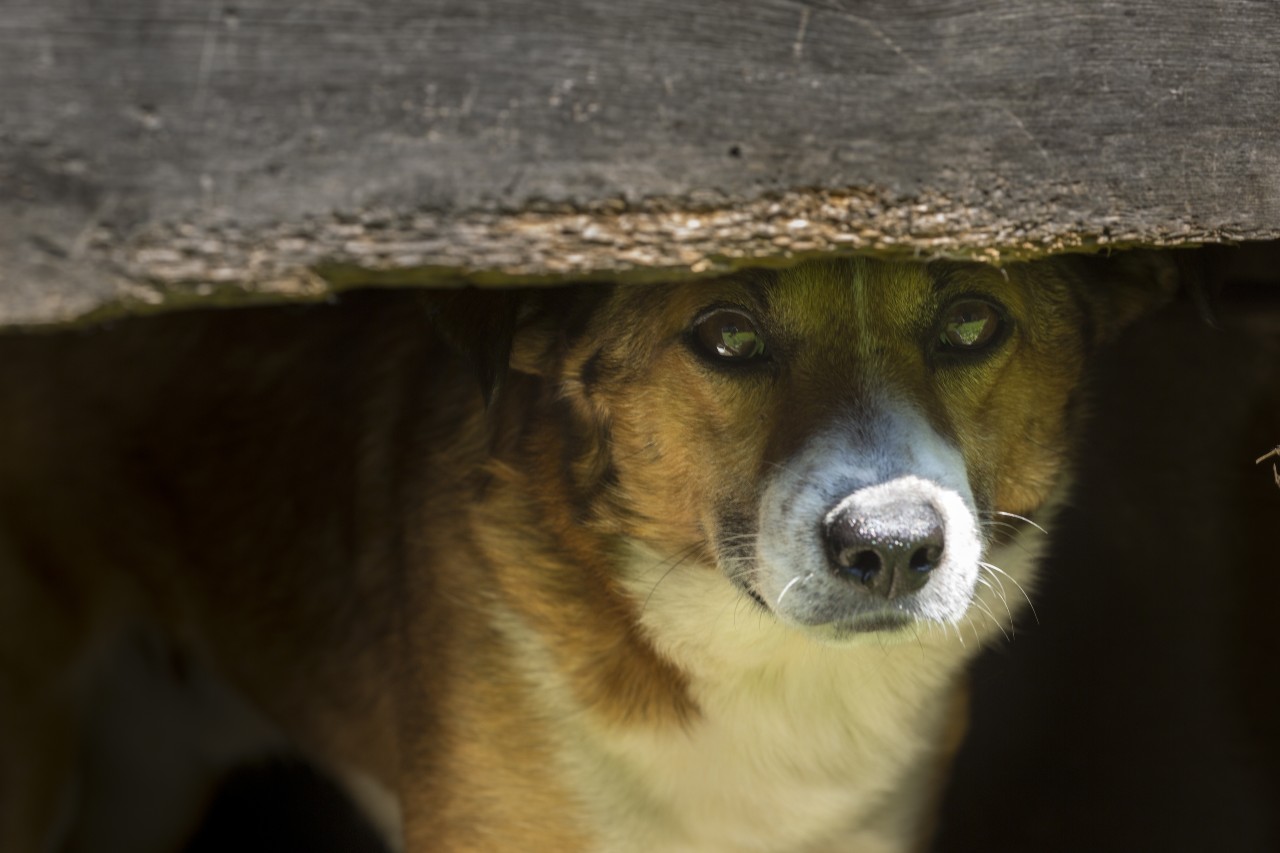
[
  {"xmin": 693, "ymin": 309, "xmax": 767, "ymax": 361},
  {"xmin": 939, "ymin": 299, "xmax": 1002, "ymax": 351}
]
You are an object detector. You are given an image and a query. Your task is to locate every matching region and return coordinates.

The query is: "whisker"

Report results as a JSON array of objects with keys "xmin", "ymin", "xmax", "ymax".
[
  {"xmin": 988, "ymin": 510, "xmax": 1047, "ymax": 535},
  {"xmin": 910, "ymin": 622, "xmax": 926, "ymax": 652},
  {"xmin": 976, "ymin": 573, "xmax": 1014, "ymax": 625},
  {"xmin": 760, "ymin": 458, "xmax": 806, "ymax": 479},
  {"xmin": 979, "ymin": 519, "xmax": 1023, "ymax": 536},
  {"xmin": 961, "ymin": 614, "xmax": 985, "ymax": 649},
  {"xmin": 640, "ymin": 543, "xmax": 702, "ymax": 616},
  {"xmin": 715, "ymin": 576, "xmax": 766, "ymax": 634},
  {"xmin": 980, "ymin": 561, "xmax": 1039, "ymax": 625},
  {"xmin": 972, "ymin": 600, "xmax": 1010, "ymax": 643},
  {"xmin": 775, "ymin": 573, "xmax": 812, "ymax": 609},
  {"xmin": 719, "ymin": 554, "xmax": 757, "ymax": 583}
]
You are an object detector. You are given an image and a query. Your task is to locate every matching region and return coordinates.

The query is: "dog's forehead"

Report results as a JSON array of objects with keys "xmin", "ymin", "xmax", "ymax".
[{"xmin": 767, "ymin": 259, "xmax": 934, "ymax": 335}]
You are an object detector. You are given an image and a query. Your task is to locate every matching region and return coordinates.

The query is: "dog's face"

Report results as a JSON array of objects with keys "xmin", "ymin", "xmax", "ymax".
[{"xmin": 507, "ymin": 255, "xmax": 1171, "ymax": 642}]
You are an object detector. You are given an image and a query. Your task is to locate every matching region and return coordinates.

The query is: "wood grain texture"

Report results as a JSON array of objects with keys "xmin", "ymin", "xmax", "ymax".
[{"xmin": 2, "ymin": 0, "xmax": 1278, "ymax": 323}]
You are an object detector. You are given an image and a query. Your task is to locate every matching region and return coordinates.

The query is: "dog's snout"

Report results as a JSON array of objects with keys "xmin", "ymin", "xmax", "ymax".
[{"xmin": 823, "ymin": 493, "xmax": 945, "ymax": 599}]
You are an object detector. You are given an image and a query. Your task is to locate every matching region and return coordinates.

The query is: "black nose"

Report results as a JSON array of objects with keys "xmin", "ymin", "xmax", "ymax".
[{"xmin": 823, "ymin": 493, "xmax": 945, "ymax": 599}]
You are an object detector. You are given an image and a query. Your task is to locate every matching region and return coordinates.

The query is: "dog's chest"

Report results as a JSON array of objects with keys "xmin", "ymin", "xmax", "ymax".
[
  {"xmin": 588, "ymin": 669, "xmax": 945, "ymax": 852},
  {"xmin": 551, "ymin": 551, "xmax": 969, "ymax": 852}
]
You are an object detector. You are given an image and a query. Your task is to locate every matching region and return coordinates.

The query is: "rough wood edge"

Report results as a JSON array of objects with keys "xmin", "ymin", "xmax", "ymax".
[{"xmin": 12, "ymin": 186, "xmax": 1277, "ymax": 329}]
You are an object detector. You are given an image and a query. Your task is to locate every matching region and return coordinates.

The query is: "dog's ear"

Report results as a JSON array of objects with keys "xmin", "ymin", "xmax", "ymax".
[
  {"xmin": 1059, "ymin": 249, "xmax": 1183, "ymax": 345},
  {"xmin": 508, "ymin": 286, "xmax": 612, "ymax": 378},
  {"xmin": 507, "ymin": 295, "xmax": 564, "ymax": 378},
  {"xmin": 422, "ymin": 286, "xmax": 608, "ymax": 403},
  {"xmin": 421, "ymin": 289, "xmax": 521, "ymax": 407}
]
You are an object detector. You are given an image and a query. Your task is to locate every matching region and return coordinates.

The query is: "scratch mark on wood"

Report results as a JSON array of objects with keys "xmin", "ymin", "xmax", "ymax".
[
  {"xmin": 801, "ymin": 1, "xmax": 1055, "ymax": 168},
  {"xmin": 793, "ymin": 7, "xmax": 812, "ymax": 60},
  {"xmin": 194, "ymin": 6, "xmax": 221, "ymax": 113},
  {"xmin": 994, "ymin": 103, "xmax": 1053, "ymax": 167},
  {"xmin": 460, "ymin": 76, "xmax": 479, "ymax": 117}
]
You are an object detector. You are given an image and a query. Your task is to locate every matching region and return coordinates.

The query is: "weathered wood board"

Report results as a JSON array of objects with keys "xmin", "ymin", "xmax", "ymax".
[{"xmin": 2, "ymin": 0, "xmax": 1279, "ymax": 325}]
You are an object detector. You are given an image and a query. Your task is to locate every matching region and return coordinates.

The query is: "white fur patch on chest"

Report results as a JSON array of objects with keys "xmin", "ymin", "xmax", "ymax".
[{"xmin": 542, "ymin": 542, "xmax": 997, "ymax": 853}]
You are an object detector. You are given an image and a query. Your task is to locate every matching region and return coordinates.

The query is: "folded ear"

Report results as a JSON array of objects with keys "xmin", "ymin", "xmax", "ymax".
[
  {"xmin": 506, "ymin": 294, "xmax": 566, "ymax": 378},
  {"xmin": 1054, "ymin": 249, "xmax": 1183, "ymax": 346},
  {"xmin": 507, "ymin": 286, "xmax": 613, "ymax": 378},
  {"xmin": 422, "ymin": 286, "xmax": 607, "ymax": 405}
]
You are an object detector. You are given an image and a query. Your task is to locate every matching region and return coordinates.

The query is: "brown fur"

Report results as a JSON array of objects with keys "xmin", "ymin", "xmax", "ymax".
[{"xmin": 0, "ymin": 254, "xmax": 1174, "ymax": 852}]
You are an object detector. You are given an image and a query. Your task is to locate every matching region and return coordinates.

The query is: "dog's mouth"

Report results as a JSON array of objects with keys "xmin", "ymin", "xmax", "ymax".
[
  {"xmin": 739, "ymin": 578, "xmax": 919, "ymax": 636},
  {"xmin": 839, "ymin": 612, "xmax": 915, "ymax": 634}
]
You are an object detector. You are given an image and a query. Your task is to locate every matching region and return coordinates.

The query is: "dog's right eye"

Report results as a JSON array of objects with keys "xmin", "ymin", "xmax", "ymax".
[{"xmin": 692, "ymin": 308, "xmax": 767, "ymax": 362}]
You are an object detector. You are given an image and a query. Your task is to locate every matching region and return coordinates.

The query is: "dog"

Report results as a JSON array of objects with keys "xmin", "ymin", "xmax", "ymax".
[{"xmin": 0, "ymin": 253, "xmax": 1174, "ymax": 852}]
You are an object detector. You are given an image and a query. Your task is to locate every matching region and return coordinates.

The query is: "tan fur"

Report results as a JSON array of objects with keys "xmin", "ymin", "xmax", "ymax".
[{"xmin": 0, "ymin": 254, "xmax": 1173, "ymax": 852}]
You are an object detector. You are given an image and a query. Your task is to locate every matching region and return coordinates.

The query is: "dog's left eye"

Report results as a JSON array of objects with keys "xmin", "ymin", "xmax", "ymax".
[
  {"xmin": 938, "ymin": 299, "xmax": 1003, "ymax": 351},
  {"xmin": 693, "ymin": 308, "xmax": 767, "ymax": 361}
]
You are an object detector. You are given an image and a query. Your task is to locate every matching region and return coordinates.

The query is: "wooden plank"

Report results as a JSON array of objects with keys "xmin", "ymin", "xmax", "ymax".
[{"xmin": 2, "ymin": 0, "xmax": 1279, "ymax": 324}]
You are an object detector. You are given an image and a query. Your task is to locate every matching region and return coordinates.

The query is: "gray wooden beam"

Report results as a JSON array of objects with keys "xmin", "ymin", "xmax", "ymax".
[{"xmin": 3, "ymin": 0, "xmax": 1278, "ymax": 325}]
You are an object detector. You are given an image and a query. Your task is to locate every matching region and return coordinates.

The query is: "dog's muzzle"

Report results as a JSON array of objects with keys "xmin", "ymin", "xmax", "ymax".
[{"xmin": 751, "ymin": 411, "xmax": 983, "ymax": 637}]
